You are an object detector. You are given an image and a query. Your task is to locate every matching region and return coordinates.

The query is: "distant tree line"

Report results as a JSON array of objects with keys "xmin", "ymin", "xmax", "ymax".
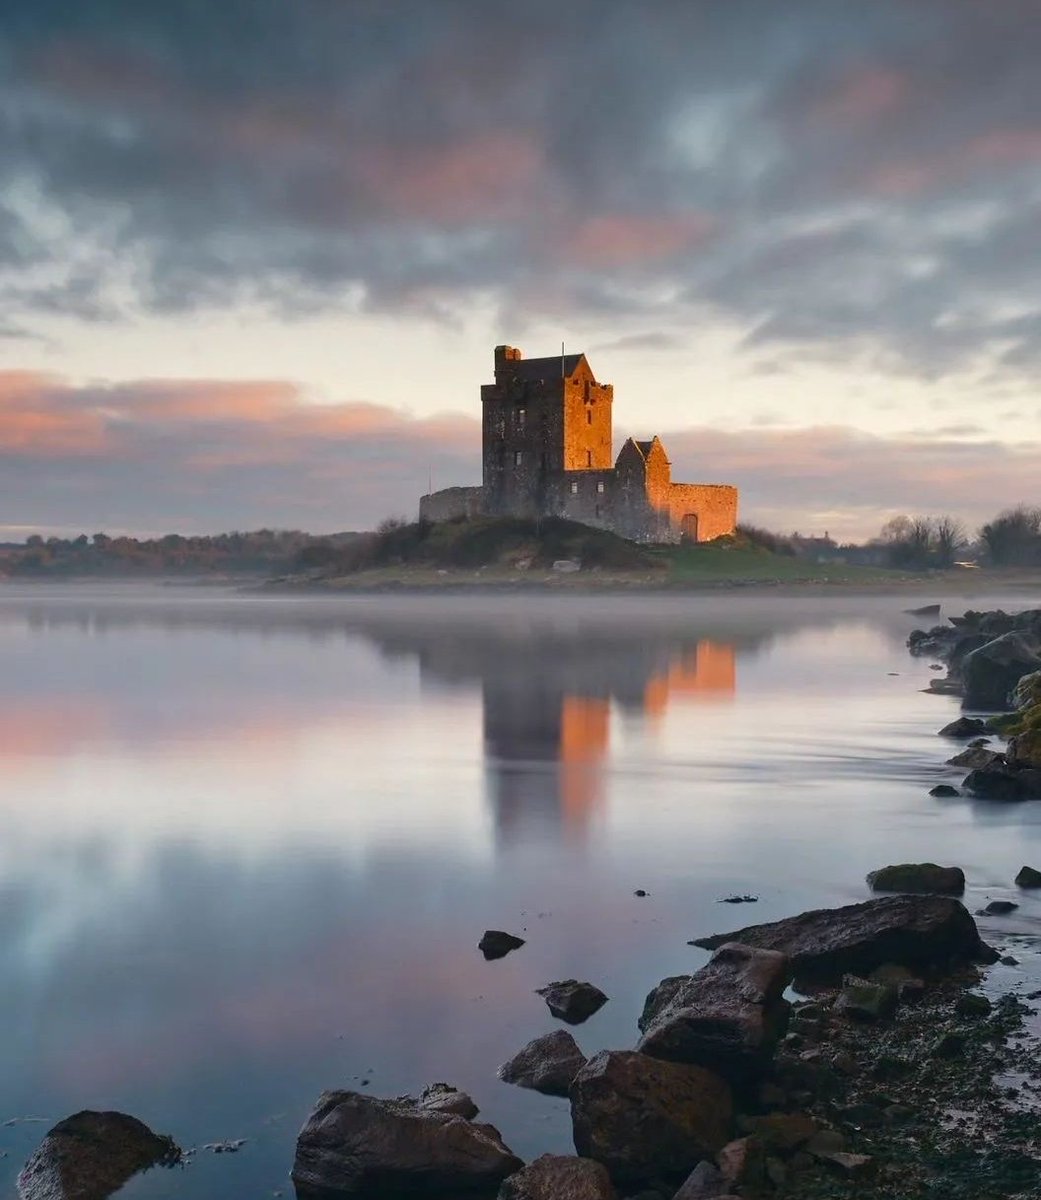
[
  {"xmin": 0, "ymin": 529, "xmax": 361, "ymax": 577},
  {"xmin": 873, "ymin": 505, "xmax": 1041, "ymax": 569}
]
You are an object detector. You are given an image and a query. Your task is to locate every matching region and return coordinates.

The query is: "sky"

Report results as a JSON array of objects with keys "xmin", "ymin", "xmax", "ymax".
[{"xmin": 1, "ymin": 0, "xmax": 1040, "ymax": 540}]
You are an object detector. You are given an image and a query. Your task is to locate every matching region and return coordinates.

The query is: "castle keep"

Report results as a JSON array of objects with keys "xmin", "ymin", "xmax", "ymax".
[{"xmin": 419, "ymin": 345, "xmax": 738, "ymax": 542}]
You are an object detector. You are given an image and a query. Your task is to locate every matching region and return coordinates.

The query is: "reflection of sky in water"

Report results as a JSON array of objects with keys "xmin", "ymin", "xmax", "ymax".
[{"xmin": 0, "ymin": 588, "xmax": 1040, "ymax": 1197}]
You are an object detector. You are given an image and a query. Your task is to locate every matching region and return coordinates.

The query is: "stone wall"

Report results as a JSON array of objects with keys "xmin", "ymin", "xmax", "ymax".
[
  {"xmin": 664, "ymin": 483, "xmax": 739, "ymax": 542},
  {"xmin": 419, "ymin": 486, "xmax": 483, "ymax": 523}
]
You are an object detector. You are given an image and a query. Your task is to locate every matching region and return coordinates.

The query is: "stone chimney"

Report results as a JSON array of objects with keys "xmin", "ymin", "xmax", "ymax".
[{"xmin": 494, "ymin": 344, "xmax": 522, "ymax": 379}]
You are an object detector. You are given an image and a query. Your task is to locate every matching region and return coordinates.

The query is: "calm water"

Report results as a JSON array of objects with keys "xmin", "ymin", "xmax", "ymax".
[{"xmin": 1, "ymin": 585, "xmax": 1040, "ymax": 1198}]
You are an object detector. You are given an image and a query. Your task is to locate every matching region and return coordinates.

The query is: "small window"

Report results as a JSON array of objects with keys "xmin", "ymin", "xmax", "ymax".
[
  {"xmin": 514, "ymin": 451, "xmax": 524, "ymax": 467},
  {"xmin": 586, "ymin": 410, "xmax": 592, "ymax": 425},
  {"xmin": 596, "ymin": 480, "xmax": 605, "ymax": 494},
  {"xmin": 570, "ymin": 480, "xmax": 579, "ymax": 495},
  {"xmin": 518, "ymin": 408, "xmax": 526, "ymax": 427}
]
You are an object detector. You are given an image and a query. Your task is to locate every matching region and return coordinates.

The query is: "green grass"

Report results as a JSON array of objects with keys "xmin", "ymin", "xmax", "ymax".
[{"xmin": 652, "ymin": 541, "xmax": 911, "ymax": 585}]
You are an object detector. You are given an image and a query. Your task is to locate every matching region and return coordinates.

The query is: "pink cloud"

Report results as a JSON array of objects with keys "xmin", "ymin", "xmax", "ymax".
[
  {"xmin": 567, "ymin": 213, "xmax": 716, "ymax": 268},
  {"xmin": 812, "ymin": 65, "xmax": 911, "ymax": 125}
]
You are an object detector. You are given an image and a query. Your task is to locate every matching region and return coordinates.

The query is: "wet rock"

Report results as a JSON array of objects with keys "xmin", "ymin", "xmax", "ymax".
[
  {"xmin": 806, "ymin": 1128, "xmax": 847, "ymax": 1158},
  {"xmin": 869, "ymin": 963, "xmax": 925, "ymax": 1002},
  {"xmin": 537, "ymin": 980, "xmax": 608, "ymax": 1025},
  {"xmin": 929, "ymin": 784, "xmax": 960, "ymax": 797},
  {"xmin": 978, "ymin": 899, "xmax": 1019, "ymax": 915},
  {"xmin": 291, "ymin": 1089, "xmax": 522, "ymax": 1197},
  {"xmin": 637, "ymin": 942, "xmax": 791, "ymax": 1084},
  {"xmin": 938, "ymin": 716, "xmax": 989, "ymax": 738},
  {"xmin": 417, "ymin": 1083, "xmax": 479, "ymax": 1120},
  {"xmin": 962, "ymin": 632, "xmax": 1041, "ymax": 710},
  {"xmin": 866, "ymin": 863, "xmax": 965, "ymax": 895},
  {"xmin": 1015, "ymin": 865, "xmax": 1041, "ymax": 888},
  {"xmin": 498, "ymin": 1154, "xmax": 617, "ymax": 1200},
  {"xmin": 569, "ymin": 1050, "xmax": 732, "ymax": 1187},
  {"xmin": 1001, "ymin": 955, "xmax": 1020, "ymax": 966},
  {"xmin": 1009, "ymin": 728, "xmax": 1041, "ymax": 769},
  {"xmin": 480, "ymin": 930, "xmax": 525, "ymax": 960},
  {"xmin": 672, "ymin": 1160, "xmax": 725, "ymax": 1198},
  {"xmin": 18, "ymin": 1111, "xmax": 180, "ymax": 1200},
  {"xmin": 499, "ymin": 1030, "xmax": 587, "ymax": 1097},
  {"xmin": 690, "ymin": 895, "xmax": 995, "ymax": 985},
  {"xmin": 947, "ymin": 746, "xmax": 1004, "ymax": 769},
  {"xmin": 963, "ymin": 763, "xmax": 1030, "ymax": 800},
  {"xmin": 833, "ymin": 976, "xmax": 898, "ymax": 1022}
]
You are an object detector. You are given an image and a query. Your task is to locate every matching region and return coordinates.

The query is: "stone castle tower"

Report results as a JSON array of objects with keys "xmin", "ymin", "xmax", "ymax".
[{"xmin": 420, "ymin": 345, "xmax": 737, "ymax": 543}]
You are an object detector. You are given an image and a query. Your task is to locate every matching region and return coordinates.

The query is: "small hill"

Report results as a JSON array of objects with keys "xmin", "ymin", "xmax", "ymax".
[{"xmin": 302, "ymin": 516, "xmax": 661, "ymax": 576}]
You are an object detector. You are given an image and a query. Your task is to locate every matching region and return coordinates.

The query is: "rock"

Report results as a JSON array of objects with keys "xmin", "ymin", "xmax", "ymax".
[
  {"xmin": 497, "ymin": 1154, "xmax": 617, "ymax": 1200},
  {"xmin": 18, "ymin": 1111, "xmax": 180, "ymax": 1200},
  {"xmin": 1009, "ymin": 728, "xmax": 1041, "ymax": 769},
  {"xmin": 716, "ymin": 1137, "xmax": 767, "ymax": 1194},
  {"xmin": 418, "ymin": 1083, "xmax": 479, "ymax": 1119},
  {"xmin": 963, "ymin": 764, "xmax": 1029, "ymax": 801},
  {"xmin": 929, "ymin": 784, "xmax": 960, "ymax": 797},
  {"xmin": 745, "ymin": 1112, "xmax": 817, "ymax": 1153},
  {"xmin": 291, "ymin": 1089, "xmax": 522, "ymax": 1197},
  {"xmin": 833, "ymin": 976, "xmax": 898, "ymax": 1022},
  {"xmin": 537, "ymin": 980, "xmax": 608, "ymax": 1025},
  {"xmin": 637, "ymin": 942, "xmax": 791, "ymax": 1083},
  {"xmin": 1001, "ymin": 955, "xmax": 1020, "ymax": 966},
  {"xmin": 905, "ymin": 604, "xmax": 941, "ymax": 617},
  {"xmin": 634, "ymin": 889, "xmax": 647, "ymax": 897},
  {"xmin": 955, "ymin": 993, "xmax": 992, "ymax": 1017},
  {"xmin": 1015, "ymin": 865, "xmax": 1041, "ymax": 888},
  {"xmin": 820, "ymin": 1151, "xmax": 874, "ymax": 1178},
  {"xmin": 569, "ymin": 1050, "xmax": 732, "ymax": 1187},
  {"xmin": 938, "ymin": 716, "xmax": 989, "ymax": 738},
  {"xmin": 1012, "ymin": 669, "xmax": 1041, "ymax": 709},
  {"xmin": 869, "ymin": 963, "xmax": 925, "ymax": 1002},
  {"xmin": 689, "ymin": 895, "xmax": 995, "ymax": 985},
  {"xmin": 499, "ymin": 1030, "xmax": 587, "ymax": 1097},
  {"xmin": 480, "ymin": 930, "xmax": 525, "ymax": 960},
  {"xmin": 932, "ymin": 1031, "xmax": 966, "ymax": 1059},
  {"xmin": 806, "ymin": 1128, "xmax": 847, "ymax": 1158},
  {"xmin": 962, "ymin": 632, "xmax": 1041, "ymax": 710},
  {"xmin": 977, "ymin": 900, "xmax": 1018, "ymax": 915},
  {"xmin": 866, "ymin": 863, "xmax": 965, "ymax": 895},
  {"xmin": 672, "ymin": 1160, "xmax": 726, "ymax": 1198},
  {"xmin": 947, "ymin": 746, "xmax": 1004, "ymax": 769}
]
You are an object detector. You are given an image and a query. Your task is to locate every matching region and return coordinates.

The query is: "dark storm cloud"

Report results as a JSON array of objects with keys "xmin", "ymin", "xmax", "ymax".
[
  {"xmin": 2, "ymin": 1, "xmax": 1041, "ymax": 374},
  {"xmin": 3, "ymin": 370, "xmax": 1036, "ymax": 538}
]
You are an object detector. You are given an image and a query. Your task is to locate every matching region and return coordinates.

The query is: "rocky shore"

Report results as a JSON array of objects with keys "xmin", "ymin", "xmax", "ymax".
[{"xmin": 15, "ymin": 602, "xmax": 1041, "ymax": 1200}]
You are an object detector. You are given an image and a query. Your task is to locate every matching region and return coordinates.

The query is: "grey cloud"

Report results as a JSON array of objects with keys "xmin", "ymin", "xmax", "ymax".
[{"xmin": 2, "ymin": 2, "xmax": 1041, "ymax": 376}]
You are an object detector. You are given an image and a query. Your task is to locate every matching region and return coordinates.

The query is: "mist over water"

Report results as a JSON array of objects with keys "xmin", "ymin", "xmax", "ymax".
[{"xmin": 0, "ymin": 585, "xmax": 1039, "ymax": 1198}]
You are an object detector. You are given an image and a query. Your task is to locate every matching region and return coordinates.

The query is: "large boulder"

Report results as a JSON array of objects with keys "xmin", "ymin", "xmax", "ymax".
[
  {"xmin": 689, "ymin": 895, "xmax": 995, "ymax": 985},
  {"xmin": 480, "ymin": 931, "xmax": 525, "ymax": 960},
  {"xmin": 499, "ymin": 1030, "xmax": 587, "ymax": 1097},
  {"xmin": 947, "ymin": 746, "xmax": 1004, "ymax": 770},
  {"xmin": 18, "ymin": 1111, "xmax": 180, "ymax": 1200},
  {"xmin": 961, "ymin": 633, "xmax": 1041, "ymax": 710},
  {"xmin": 963, "ymin": 763, "xmax": 1038, "ymax": 801},
  {"xmin": 866, "ymin": 863, "xmax": 965, "ymax": 895},
  {"xmin": 291, "ymin": 1089, "xmax": 522, "ymax": 1197},
  {"xmin": 938, "ymin": 717, "xmax": 988, "ymax": 738},
  {"xmin": 1009, "ymin": 728, "xmax": 1041, "ymax": 769},
  {"xmin": 497, "ymin": 1155, "xmax": 617, "ymax": 1199},
  {"xmin": 637, "ymin": 943, "xmax": 790, "ymax": 1084},
  {"xmin": 1016, "ymin": 865, "xmax": 1041, "ymax": 888},
  {"xmin": 569, "ymin": 1050, "xmax": 732, "ymax": 1187}
]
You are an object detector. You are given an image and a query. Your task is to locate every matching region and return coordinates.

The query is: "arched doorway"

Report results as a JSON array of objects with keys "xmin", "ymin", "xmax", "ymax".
[{"xmin": 681, "ymin": 513, "xmax": 699, "ymax": 542}]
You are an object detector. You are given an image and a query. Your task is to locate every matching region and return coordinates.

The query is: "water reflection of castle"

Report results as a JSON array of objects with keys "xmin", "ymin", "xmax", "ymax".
[{"xmin": 481, "ymin": 639, "xmax": 736, "ymax": 846}]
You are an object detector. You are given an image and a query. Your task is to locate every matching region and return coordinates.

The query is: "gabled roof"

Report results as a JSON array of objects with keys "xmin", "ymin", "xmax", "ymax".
[
  {"xmin": 634, "ymin": 439, "xmax": 654, "ymax": 457},
  {"xmin": 508, "ymin": 353, "xmax": 586, "ymax": 382}
]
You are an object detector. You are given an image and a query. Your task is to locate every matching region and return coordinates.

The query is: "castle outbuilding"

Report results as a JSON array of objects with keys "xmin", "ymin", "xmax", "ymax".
[{"xmin": 419, "ymin": 345, "xmax": 738, "ymax": 542}]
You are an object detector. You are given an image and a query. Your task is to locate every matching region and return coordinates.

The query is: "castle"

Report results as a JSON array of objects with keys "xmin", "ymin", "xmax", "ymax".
[{"xmin": 419, "ymin": 345, "xmax": 738, "ymax": 542}]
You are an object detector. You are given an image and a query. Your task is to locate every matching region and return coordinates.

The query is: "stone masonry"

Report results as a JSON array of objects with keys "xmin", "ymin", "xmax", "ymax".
[{"xmin": 419, "ymin": 345, "xmax": 738, "ymax": 542}]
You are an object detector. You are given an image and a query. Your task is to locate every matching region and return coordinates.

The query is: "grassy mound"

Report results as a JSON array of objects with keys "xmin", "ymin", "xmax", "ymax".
[{"xmin": 317, "ymin": 516, "xmax": 661, "ymax": 575}]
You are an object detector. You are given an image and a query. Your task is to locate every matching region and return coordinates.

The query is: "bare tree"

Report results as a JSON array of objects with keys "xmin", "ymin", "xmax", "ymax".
[{"xmin": 933, "ymin": 516, "xmax": 967, "ymax": 568}]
